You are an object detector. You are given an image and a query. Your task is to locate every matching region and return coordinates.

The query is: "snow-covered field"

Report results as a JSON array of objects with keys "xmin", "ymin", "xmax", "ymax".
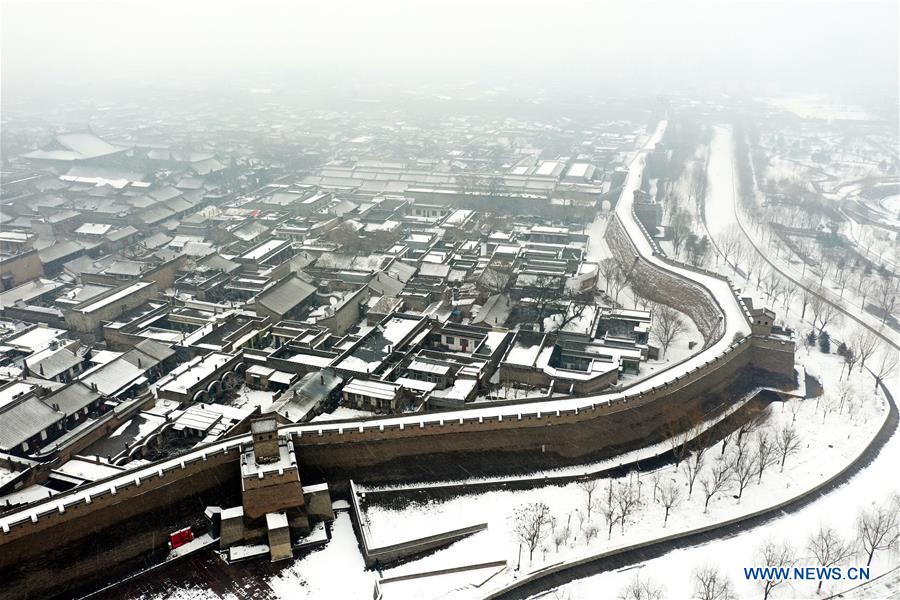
[{"xmin": 267, "ymin": 512, "xmax": 376, "ymax": 599}]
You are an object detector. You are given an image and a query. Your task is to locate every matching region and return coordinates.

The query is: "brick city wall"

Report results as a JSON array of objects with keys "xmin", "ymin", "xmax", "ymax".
[
  {"xmin": 605, "ymin": 215, "xmax": 728, "ymax": 343},
  {"xmin": 293, "ymin": 337, "xmax": 754, "ymax": 480},
  {"xmin": 0, "ymin": 459, "xmax": 237, "ymax": 600}
]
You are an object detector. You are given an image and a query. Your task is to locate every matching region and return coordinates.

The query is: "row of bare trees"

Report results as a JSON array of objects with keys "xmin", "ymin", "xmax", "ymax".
[
  {"xmin": 515, "ymin": 391, "xmax": 888, "ymax": 583},
  {"xmin": 731, "ymin": 130, "xmax": 899, "ymax": 325},
  {"xmin": 755, "ymin": 493, "xmax": 899, "ymax": 599},
  {"xmin": 611, "ymin": 492, "xmax": 899, "ymax": 600},
  {"xmin": 599, "ymin": 257, "xmax": 630, "ymax": 305}
]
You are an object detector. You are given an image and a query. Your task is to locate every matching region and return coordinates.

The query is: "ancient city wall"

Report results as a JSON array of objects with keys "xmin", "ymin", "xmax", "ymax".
[
  {"xmin": 0, "ymin": 331, "xmax": 766, "ymax": 600},
  {"xmin": 0, "ymin": 201, "xmax": 791, "ymax": 598},
  {"xmin": 292, "ymin": 337, "xmax": 755, "ymax": 480},
  {"xmin": 0, "ymin": 456, "xmax": 237, "ymax": 600},
  {"xmin": 0, "ymin": 445, "xmax": 238, "ymax": 547},
  {"xmin": 0, "ymin": 333, "xmax": 759, "ymax": 543},
  {"xmin": 605, "ymin": 214, "xmax": 729, "ymax": 343}
]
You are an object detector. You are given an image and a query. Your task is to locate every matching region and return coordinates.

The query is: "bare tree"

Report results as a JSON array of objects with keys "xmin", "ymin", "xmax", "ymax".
[
  {"xmin": 598, "ymin": 257, "xmax": 620, "ymax": 292},
  {"xmin": 599, "ymin": 258, "xmax": 629, "ymax": 303},
  {"xmin": 857, "ymin": 270, "xmax": 871, "ymax": 310},
  {"xmin": 552, "ymin": 295, "xmax": 591, "ymax": 333},
  {"xmin": 658, "ymin": 479, "xmax": 681, "ymax": 527},
  {"xmin": 731, "ymin": 429, "xmax": 751, "ymax": 464},
  {"xmin": 873, "ymin": 345, "xmax": 898, "ymax": 390},
  {"xmin": 781, "ymin": 280, "xmax": 798, "ymax": 312},
  {"xmin": 665, "ymin": 417, "xmax": 694, "ymax": 468},
  {"xmin": 512, "ymin": 502, "xmax": 553, "ymax": 563},
  {"xmin": 582, "ymin": 520, "xmax": 599, "ymax": 544},
  {"xmin": 810, "ymin": 294, "xmax": 841, "ymax": 335},
  {"xmin": 807, "ymin": 525, "xmax": 853, "ymax": 593},
  {"xmin": 689, "ymin": 420, "xmax": 715, "ymax": 461},
  {"xmin": 529, "ymin": 274, "xmax": 567, "ymax": 332},
  {"xmin": 692, "ymin": 565, "xmax": 735, "ymax": 600},
  {"xmin": 875, "ymin": 275, "xmax": 898, "ymax": 325},
  {"xmin": 719, "ymin": 225, "xmax": 744, "ymax": 269},
  {"xmin": 761, "ymin": 270, "xmax": 783, "ymax": 305},
  {"xmin": 840, "ymin": 345, "xmax": 857, "ymax": 380},
  {"xmin": 686, "ymin": 234, "xmax": 711, "ymax": 267},
  {"xmin": 820, "ymin": 394, "xmax": 836, "ymax": 424},
  {"xmin": 552, "ymin": 516, "xmax": 571, "ymax": 552},
  {"xmin": 652, "ymin": 303, "xmax": 687, "ymax": 359},
  {"xmin": 615, "ymin": 478, "xmax": 642, "ymax": 535},
  {"xmin": 789, "ymin": 399, "xmax": 803, "ymax": 424},
  {"xmin": 852, "ymin": 330, "xmax": 879, "ymax": 372},
  {"xmin": 837, "ymin": 379, "xmax": 854, "ymax": 414},
  {"xmin": 736, "ymin": 411, "xmax": 769, "ymax": 450},
  {"xmin": 619, "ymin": 573, "xmax": 665, "ymax": 600},
  {"xmin": 681, "ymin": 451, "xmax": 705, "ymax": 498},
  {"xmin": 669, "ymin": 209, "xmax": 693, "ymax": 259},
  {"xmin": 774, "ymin": 424, "xmax": 801, "ymax": 472},
  {"xmin": 700, "ymin": 456, "xmax": 732, "ymax": 513},
  {"xmin": 746, "ymin": 251, "xmax": 765, "ymax": 286},
  {"xmin": 650, "ymin": 470, "xmax": 663, "ymax": 503},
  {"xmin": 856, "ymin": 500, "xmax": 900, "ymax": 566},
  {"xmin": 478, "ymin": 263, "xmax": 512, "ymax": 296},
  {"xmin": 754, "ymin": 431, "xmax": 778, "ymax": 484},
  {"xmin": 756, "ymin": 540, "xmax": 796, "ymax": 600},
  {"xmin": 799, "ymin": 287, "xmax": 813, "ymax": 321},
  {"xmin": 691, "ymin": 161, "xmax": 707, "ymax": 204},
  {"xmin": 608, "ymin": 264, "xmax": 629, "ymax": 304},
  {"xmin": 596, "ymin": 498, "xmax": 619, "ymax": 540},
  {"xmin": 729, "ymin": 448, "xmax": 757, "ymax": 502},
  {"xmin": 578, "ymin": 479, "xmax": 599, "ymax": 521}
]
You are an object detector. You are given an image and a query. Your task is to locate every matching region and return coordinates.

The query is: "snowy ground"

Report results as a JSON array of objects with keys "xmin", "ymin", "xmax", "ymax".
[
  {"xmin": 310, "ymin": 406, "xmax": 377, "ymax": 422},
  {"xmin": 267, "ymin": 512, "xmax": 376, "ymax": 599},
  {"xmin": 704, "ymin": 125, "xmax": 738, "ymax": 240},
  {"xmin": 228, "ymin": 386, "xmax": 276, "ymax": 412},
  {"xmin": 761, "ymin": 95, "xmax": 872, "ymax": 122}
]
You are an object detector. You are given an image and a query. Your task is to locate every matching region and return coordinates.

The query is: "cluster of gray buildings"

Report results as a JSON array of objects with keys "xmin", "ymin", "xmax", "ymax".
[{"xmin": 0, "ymin": 111, "xmax": 658, "ymax": 514}]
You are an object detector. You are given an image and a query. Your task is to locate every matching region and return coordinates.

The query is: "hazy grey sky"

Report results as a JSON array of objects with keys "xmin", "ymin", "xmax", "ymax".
[{"xmin": 2, "ymin": 0, "xmax": 898, "ymax": 101}]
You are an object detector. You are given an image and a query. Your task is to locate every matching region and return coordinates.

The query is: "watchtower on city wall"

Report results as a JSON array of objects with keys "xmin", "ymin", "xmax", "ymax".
[{"xmin": 240, "ymin": 416, "xmax": 309, "ymax": 532}]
